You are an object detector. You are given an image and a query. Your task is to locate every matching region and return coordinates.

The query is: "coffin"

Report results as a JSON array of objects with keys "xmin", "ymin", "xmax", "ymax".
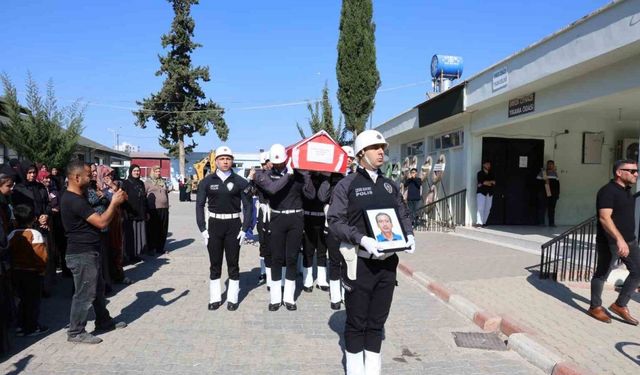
[{"xmin": 287, "ymin": 130, "xmax": 348, "ymax": 174}]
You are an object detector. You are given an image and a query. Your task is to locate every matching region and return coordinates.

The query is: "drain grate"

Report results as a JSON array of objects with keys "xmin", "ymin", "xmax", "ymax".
[{"xmin": 452, "ymin": 332, "xmax": 507, "ymax": 351}]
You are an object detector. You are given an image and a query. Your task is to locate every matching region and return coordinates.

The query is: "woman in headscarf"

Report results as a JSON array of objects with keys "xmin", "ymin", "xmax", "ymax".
[
  {"xmin": 86, "ymin": 164, "xmax": 113, "ymax": 292},
  {"xmin": 121, "ymin": 164, "xmax": 149, "ymax": 263},
  {"xmin": 97, "ymin": 165, "xmax": 130, "ymax": 284},
  {"xmin": 37, "ymin": 169, "xmax": 60, "ymax": 295}
]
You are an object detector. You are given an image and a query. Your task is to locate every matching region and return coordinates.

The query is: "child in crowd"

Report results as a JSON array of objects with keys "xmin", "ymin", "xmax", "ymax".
[{"xmin": 9, "ymin": 204, "xmax": 49, "ymax": 337}]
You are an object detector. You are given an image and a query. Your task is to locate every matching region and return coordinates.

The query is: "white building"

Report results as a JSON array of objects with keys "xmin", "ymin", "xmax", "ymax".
[
  {"xmin": 115, "ymin": 142, "xmax": 140, "ymax": 153},
  {"xmin": 376, "ymin": 0, "xmax": 640, "ymax": 226}
]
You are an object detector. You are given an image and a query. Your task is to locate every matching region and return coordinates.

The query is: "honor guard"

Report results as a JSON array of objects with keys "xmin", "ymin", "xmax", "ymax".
[
  {"xmin": 250, "ymin": 152, "xmax": 273, "ymax": 287},
  {"xmin": 254, "ymin": 144, "xmax": 316, "ymax": 311},
  {"xmin": 327, "ymin": 130, "xmax": 416, "ymax": 375},
  {"xmin": 301, "ymin": 172, "xmax": 330, "ymax": 293},
  {"xmin": 317, "ymin": 172, "xmax": 345, "ymax": 310},
  {"xmin": 342, "ymin": 145, "xmax": 356, "ymax": 174},
  {"xmin": 196, "ymin": 146, "xmax": 253, "ymax": 311}
]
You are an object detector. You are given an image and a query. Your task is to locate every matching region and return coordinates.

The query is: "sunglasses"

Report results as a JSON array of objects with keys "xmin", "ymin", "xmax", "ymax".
[{"xmin": 620, "ymin": 169, "xmax": 639, "ymax": 174}]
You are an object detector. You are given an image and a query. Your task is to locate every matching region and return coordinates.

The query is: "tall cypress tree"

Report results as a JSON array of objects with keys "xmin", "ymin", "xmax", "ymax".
[
  {"xmin": 336, "ymin": 0, "xmax": 380, "ymax": 136},
  {"xmin": 134, "ymin": 0, "xmax": 227, "ymax": 178}
]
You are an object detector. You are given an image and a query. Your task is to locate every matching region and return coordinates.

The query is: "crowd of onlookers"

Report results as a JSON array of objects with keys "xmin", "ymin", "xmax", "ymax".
[{"xmin": 0, "ymin": 160, "xmax": 170, "ymax": 355}]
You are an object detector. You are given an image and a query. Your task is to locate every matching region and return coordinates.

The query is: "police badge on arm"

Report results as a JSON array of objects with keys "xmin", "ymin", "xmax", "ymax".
[{"xmin": 364, "ymin": 208, "xmax": 410, "ymax": 253}]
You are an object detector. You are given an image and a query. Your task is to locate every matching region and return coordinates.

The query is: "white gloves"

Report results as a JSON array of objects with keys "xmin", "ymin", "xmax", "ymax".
[
  {"xmin": 405, "ymin": 235, "xmax": 416, "ymax": 254},
  {"xmin": 201, "ymin": 230, "xmax": 209, "ymax": 246},
  {"xmin": 237, "ymin": 231, "xmax": 246, "ymax": 245},
  {"xmin": 360, "ymin": 236, "xmax": 383, "ymax": 258}
]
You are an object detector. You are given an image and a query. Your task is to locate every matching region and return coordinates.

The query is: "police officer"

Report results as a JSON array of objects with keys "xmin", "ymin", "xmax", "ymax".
[
  {"xmin": 249, "ymin": 151, "xmax": 273, "ymax": 288},
  {"xmin": 301, "ymin": 172, "xmax": 329, "ymax": 293},
  {"xmin": 196, "ymin": 146, "xmax": 253, "ymax": 311},
  {"xmin": 328, "ymin": 130, "xmax": 416, "ymax": 375},
  {"xmin": 318, "ymin": 171, "xmax": 345, "ymax": 310},
  {"xmin": 343, "ymin": 145, "xmax": 356, "ymax": 174},
  {"xmin": 254, "ymin": 144, "xmax": 316, "ymax": 311}
]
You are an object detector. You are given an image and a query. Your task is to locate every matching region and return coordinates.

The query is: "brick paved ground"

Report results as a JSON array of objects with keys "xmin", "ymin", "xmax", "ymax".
[
  {"xmin": 409, "ymin": 232, "xmax": 640, "ymax": 375},
  {"xmin": 0, "ymin": 196, "xmax": 541, "ymax": 374}
]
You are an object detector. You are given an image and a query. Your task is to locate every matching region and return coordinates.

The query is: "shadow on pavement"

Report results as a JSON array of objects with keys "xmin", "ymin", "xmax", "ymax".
[
  {"xmin": 3, "ymin": 353, "xmax": 33, "ymax": 374},
  {"xmin": 108, "ymin": 287, "xmax": 189, "ymax": 328},
  {"xmin": 525, "ymin": 271, "xmax": 590, "ymax": 314},
  {"xmin": 164, "ymin": 238, "xmax": 194, "ymax": 252},
  {"xmin": 615, "ymin": 342, "xmax": 640, "ymax": 366},
  {"xmin": 237, "ymin": 267, "xmax": 264, "ymax": 305},
  {"xmin": 328, "ymin": 310, "xmax": 346, "ymax": 373}
]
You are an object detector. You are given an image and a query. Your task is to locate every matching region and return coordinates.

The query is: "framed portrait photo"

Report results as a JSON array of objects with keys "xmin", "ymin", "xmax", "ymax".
[{"xmin": 364, "ymin": 208, "xmax": 409, "ymax": 253}]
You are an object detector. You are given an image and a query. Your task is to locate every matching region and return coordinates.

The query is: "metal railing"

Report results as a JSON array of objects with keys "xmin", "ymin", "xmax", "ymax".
[
  {"xmin": 539, "ymin": 215, "xmax": 597, "ymax": 281},
  {"xmin": 413, "ymin": 189, "xmax": 466, "ymax": 232}
]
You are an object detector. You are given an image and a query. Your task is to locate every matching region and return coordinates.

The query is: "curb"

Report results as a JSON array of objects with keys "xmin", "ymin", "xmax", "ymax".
[{"xmin": 398, "ymin": 260, "xmax": 593, "ymax": 375}]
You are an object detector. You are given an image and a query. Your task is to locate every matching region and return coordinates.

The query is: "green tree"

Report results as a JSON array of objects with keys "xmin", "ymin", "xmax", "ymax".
[
  {"xmin": 0, "ymin": 73, "xmax": 84, "ymax": 168},
  {"xmin": 336, "ymin": 0, "xmax": 381, "ymax": 136},
  {"xmin": 134, "ymin": 0, "xmax": 227, "ymax": 178},
  {"xmin": 297, "ymin": 83, "xmax": 350, "ymax": 144}
]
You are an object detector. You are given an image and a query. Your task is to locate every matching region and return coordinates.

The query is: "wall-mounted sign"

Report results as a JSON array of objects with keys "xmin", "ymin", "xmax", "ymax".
[
  {"xmin": 518, "ymin": 156, "xmax": 528, "ymax": 168},
  {"xmin": 492, "ymin": 67, "xmax": 508, "ymax": 92},
  {"xmin": 508, "ymin": 93, "xmax": 535, "ymax": 118}
]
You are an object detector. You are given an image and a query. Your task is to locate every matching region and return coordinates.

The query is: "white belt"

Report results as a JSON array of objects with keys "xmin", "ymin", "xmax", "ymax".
[
  {"xmin": 271, "ymin": 209, "xmax": 303, "ymax": 215},
  {"xmin": 304, "ymin": 211, "xmax": 325, "ymax": 217},
  {"xmin": 208, "ymin": 212, "xmax": 241, "ymax": 220},
  {"xmin": 358, "ymin": 249, "xmax": 393, "ymax": 260}
]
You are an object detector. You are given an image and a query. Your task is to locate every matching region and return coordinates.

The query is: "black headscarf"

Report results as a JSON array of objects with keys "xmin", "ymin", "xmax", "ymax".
[{"xmin": 122, "ymin": 164, "xmax": 148, "ymax": 220}]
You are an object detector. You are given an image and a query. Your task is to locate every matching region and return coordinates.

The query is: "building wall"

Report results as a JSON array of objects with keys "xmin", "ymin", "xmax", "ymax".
[
  {"xmin": 472, "ymin": 110, "xmax": 635, "ymax": 225},
  {"xmin": 131, "ymin": 158, "xmax": 171, "ymax": 179}
]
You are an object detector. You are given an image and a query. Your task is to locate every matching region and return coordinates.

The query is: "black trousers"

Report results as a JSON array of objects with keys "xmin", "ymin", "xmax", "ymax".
[
  {"xmin": 257, "ymin": 208, "xmax": 271, "ymax": 268},
  {"xmin": 207, "ymin": 217, "xmax": 241, "ymax": 280},
  {"xmin": 270, "ymin": 212, "xmax": 304, "ymax": 281},
  {"xmin": 302, "ymin": 216, "xmax": 327, "ymax": 268},
  {"xmin": 591, "ymin": 241, "xmax": 640, "ymax": 308},
  {"xmin": 326, "ymin": 228, "xmax": 342, "ymax": 281},
  {"xmin": 13, "ymin": 270, "xmax": 42, "ymax": 333},
  {"xmin": 66, "ymin": 251, "xmax": 112, "ymax": 337},
  {"xmin": 342, "ymin": 254, "xmax": 398, "ymax": 353},
  {"xmin": 148, "ymin": 208, "xmax": 169, "ymax": 253}
]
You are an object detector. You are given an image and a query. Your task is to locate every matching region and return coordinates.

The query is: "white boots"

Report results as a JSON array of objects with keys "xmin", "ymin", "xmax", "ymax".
[
  {"xmin": 208, "ymin": 279, "xmax": 222, "ymax": 310},
  {"xmin": 345, "ymin": 350, "xmax": 382, "ymax": 375},
  {"xmin": 364, "ymin": 350, "xmax": 381, "ymax": 375},
  {"xmin": 346, "ymin": 351, "xmax": 364, "ymax": 375},
  {"xmin": 209, "ymin": 279, "xmax": 221, "ymax": 303},
  {"xmin": 303, "ymin": 267, "xmax": 314, "ymax": 290},
  {"xmin": 317, "ymin": 266, "xmax": 329, "ymax": 288},
  {"xmin": 330, "ymin": 279, "xmax": 342, "ymax": 309},
  {"xmin": 283, "ymin": 279, "xmax": 297, "ymax": 310},
  {"xmin": 226, "ymin": 279, "xmax": 240, "ymax": 311},
  {"xmin": 270, "ymin": 279, "xmax": 282, "ymax": 305},
  {"xmin": 265, "ymin": 267, "xmax": 272, "ymax": 289}
]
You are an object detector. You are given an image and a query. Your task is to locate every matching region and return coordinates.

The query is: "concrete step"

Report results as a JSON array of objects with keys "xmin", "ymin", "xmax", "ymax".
[{"xmin": 452, "ymin": 226, "xmax": 560, "ymax": 255}]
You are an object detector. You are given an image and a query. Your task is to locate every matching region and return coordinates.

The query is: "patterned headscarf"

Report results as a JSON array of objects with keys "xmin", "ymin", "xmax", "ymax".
[{"xmin": 97, "ymin": 165, "xmax": 114, "ymax": 190}]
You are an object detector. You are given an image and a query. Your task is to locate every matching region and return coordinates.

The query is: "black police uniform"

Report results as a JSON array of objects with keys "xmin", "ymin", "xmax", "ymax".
[
  {"xmin": 318, "ymin": 173, "xmax": 345, "ymax": 308},
  {"xmin": 327, "ymin": 166, "xmax": 412, "ymax": 354},
  {"xmin": 196, "ymin": 170, "xmax": 252, "ymax": 306},
  {"xmin": 254, "ymin": 167, "xmax": 315, "ymax": 308},
  {"xmin": 249, "ymin": 170, "xmax": 272, "ymax": 279},
  {"xmin": 301, "ymin": 173, "xmax": 328, "ymax": 290}
]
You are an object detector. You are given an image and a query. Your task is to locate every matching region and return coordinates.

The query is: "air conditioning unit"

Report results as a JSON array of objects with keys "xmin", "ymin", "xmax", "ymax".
[{"xmin": 617, "ymin": 138, "xmax": 639, "ymax": 161}]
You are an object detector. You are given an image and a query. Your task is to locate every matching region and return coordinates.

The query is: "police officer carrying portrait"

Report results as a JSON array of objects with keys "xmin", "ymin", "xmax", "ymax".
[
  {"xmin": 254, "ymin": 143, "xmax": 316, "ymax": 311},
  {"xmin": 196, "ymin": 146, "xmax": 253, "ymax": 311},
  {"xmin": 328, "ymin": 130, "xmax": 415, "ymax": 375}
]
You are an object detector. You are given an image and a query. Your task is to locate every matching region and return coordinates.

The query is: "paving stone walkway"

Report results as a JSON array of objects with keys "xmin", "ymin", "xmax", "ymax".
[{"xmin": 0, "ymin": 196, "xmax": 541, "ymax": 374}]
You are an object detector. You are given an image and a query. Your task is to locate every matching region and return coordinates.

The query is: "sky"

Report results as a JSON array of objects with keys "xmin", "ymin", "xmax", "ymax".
[{"xmin": 2, "ymin": 0, "xmax": 611, "ymax": 154}]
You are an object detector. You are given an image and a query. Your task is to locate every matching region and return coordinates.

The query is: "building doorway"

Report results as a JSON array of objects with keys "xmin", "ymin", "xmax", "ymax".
[{"xmin": 482, "ymin": 137, "xmax": 544, "ymax": 225}]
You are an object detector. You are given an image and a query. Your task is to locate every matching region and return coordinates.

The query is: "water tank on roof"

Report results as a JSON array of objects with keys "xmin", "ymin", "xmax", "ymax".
[{"xmin": 430, "ymin": 55, "xmax": 463, "ymax": 78}]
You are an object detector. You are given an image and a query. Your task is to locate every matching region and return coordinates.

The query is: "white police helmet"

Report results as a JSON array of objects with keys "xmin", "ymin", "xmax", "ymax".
[
  {"xmin": 342, "ymin": 145, "xmax": 355, "ymax": 159},
  {"xmin": 259, "ymin": 151, "xmax": 270, "ymax": 164},
  {"xmin": 269, "ymin": 144, "xmax": 288, "ymax": 164},
  {"xmin": 215, "ymin": 145, "xmax": 233, "ymax": 159},
  {"xmin": 354, "ymin": 130, "xmax": 387, "ymax": 156}
]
